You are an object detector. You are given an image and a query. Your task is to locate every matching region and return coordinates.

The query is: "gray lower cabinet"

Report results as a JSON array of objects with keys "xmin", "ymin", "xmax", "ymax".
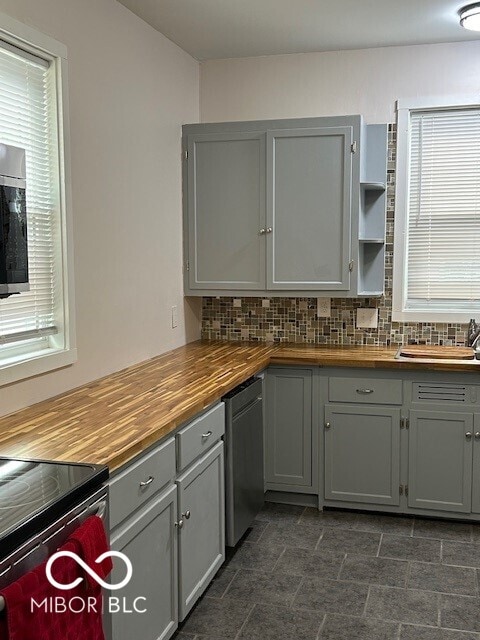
[
  {"xmin": 176, "ymin": 441, "xmax": 225, "ymax": 620},
  {"xmin": 408, "ymin": 410, "xmax": 473, "ymax": 514},
  {"xmin": 472, "ymin": 415, "xmax": 480, "ymax": 514},
  {"xmin": 266, "ymin": 126, "xmax": 353, "ymax": 291},
  {"xmin": 265, "ymin": 367, "xmax": 315, "ymax": 493},
  {"xmin": 110, "ymin": 484, "xmax": 178, "ymax": 640},
  {"xmin": 324, "ymin": 404, "xmax": 401, "ymax": 506}
]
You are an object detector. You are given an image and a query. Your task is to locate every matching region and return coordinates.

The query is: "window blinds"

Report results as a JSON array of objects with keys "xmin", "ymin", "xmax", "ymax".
[
  {"xmin": 0, "ymin": 41, "xmax": 57, "ymax": 346},
  {"xmin": 407, "ymin": 109, "xmax": 480, "ymax": 310}
]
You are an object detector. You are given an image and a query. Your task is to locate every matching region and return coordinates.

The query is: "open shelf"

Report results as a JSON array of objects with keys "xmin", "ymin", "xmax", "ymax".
[
  {"xmin": 361, "ymin": 181, "xmax": 386, "ymax": 192},
  {"xmin": 357, "ymin": 124, "xmax": 388, "ymax": 298}
]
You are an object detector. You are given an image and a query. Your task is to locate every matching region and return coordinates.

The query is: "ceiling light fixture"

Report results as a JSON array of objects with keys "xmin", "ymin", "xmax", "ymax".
[{"xmin": 460, "ymin": 3, "xmax": 480, "ymax": 31}]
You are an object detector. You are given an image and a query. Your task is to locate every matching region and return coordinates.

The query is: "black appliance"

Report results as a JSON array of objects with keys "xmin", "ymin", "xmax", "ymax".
[
  {"xmin": 0, "ymin": 456, "xmax": 108, "ymax": 561},
  {"xmin": 223, "ymin": 377, "xmax": 265, "ymax": 547},
  {"xmin": 0, "ymin": 143, "xmax": 28, "ymax": 298}
]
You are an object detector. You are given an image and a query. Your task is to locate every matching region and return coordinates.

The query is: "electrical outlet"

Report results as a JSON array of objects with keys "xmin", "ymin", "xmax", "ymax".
[
  {"xmin": 171, "ymin": 305, "xmax": 178, "ymax": 329},
  {"xmin": 317, "ymin": 297, "xmax": 331, "ymax": 318},
  {"xmin": 356, "ymin": 308, "xmax": 378, "ymax": 329}
]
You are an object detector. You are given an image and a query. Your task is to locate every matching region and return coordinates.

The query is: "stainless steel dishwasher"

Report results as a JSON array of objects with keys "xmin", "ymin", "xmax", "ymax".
[{"xmin": 223, "ymin": 377, "xmax": 265, "ymax": 547}]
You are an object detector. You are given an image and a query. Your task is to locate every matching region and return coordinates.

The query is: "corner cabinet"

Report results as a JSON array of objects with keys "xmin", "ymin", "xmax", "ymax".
[
  {"xmin": 182, "ymin": 116, "xmax": 388, "ymax": 297},
  {"xmin": 265, "ymin": 367, "xmax": 317, "ymax": 494}
]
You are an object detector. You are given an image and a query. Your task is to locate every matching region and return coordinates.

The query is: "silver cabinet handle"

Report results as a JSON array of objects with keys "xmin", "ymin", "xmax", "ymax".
[
  {"xmin": 174, "ymin": 519, "xmax": 184, "ymax": 529},
  {"xmin": 325, "ymin": 422, "xmax": 331, "ymax": 429},
  {"xmin": 202, "ymin": 430, "xmax": 213, "ymax": 439},
  {"xmin": 259, "ymin": 228, "xmax": 266, "ymax": 235},
  {"xmin": 139, "ymin": 476, "xmax": 154, "ymax": 487},
  {"xmin": 475, "ymin": 432, "xmax": 480, "ymax": 440},
  {"xmin": 466, "ymin": 432, "xmax": 473, "ymax": 440},
  {"xmin": 182, "ymin": 510, "xmax": 191, "ymax": 519},
  {"xmin": 356, "ymin": 388, "xmax": 374, "ymax": 394},
  {"xmin": 266, "ymin": 227, "xmax": 273, "ymax": 233}
]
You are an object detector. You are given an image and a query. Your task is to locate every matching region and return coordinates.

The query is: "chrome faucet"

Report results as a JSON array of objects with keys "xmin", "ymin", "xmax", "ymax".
[{"xmin": 467, "ymin": 319, "xmax": 480, "ymax": 348}]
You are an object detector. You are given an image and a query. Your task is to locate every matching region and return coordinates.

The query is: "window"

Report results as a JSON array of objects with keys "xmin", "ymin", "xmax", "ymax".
[
  {"xmin": 393, "ymin": 97, "xmax": 480, "ymax": 323},
  {"xmin": 0, "ymin": 13, "xmax": 75, "ymax": 385}
]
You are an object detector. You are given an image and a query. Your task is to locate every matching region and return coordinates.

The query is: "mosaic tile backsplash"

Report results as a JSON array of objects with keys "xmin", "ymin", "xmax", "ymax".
[{"xmin": 201, "ymin": 124, "xmax": 469, "ymax": 347}]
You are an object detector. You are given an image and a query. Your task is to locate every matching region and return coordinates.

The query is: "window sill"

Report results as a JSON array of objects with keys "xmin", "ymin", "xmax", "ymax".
[
  {"xmin": 392, "ymin": 309, "xmax": 479, "ymax": 324},
  {"xmin": 1, "ymin": 347, "xmax": 77, "ymax": 386}
]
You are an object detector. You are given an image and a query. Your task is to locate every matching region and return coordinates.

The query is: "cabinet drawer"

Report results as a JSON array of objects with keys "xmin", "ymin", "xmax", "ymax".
[
  {"xmin": 329, "ymin": 377, "xmax": 403, "ymax": 405},
  {"xmin": 109, "ymin": 437, "xmax": 175, "ymax": 530},
  {"xmin": 176, "ymin": 403, "xmax": 225, "ymax": 472}
]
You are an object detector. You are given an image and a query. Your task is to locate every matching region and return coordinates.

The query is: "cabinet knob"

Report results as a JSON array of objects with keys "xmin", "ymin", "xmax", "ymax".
[
  {"xmin": 325, "ymin": 422, "xmax": 331, "ymax": 429},
  {"xmin": 175, "ymin": 519, "xmax": 184, "ymax": 529},
  {"xmin": 182, "ymin": 510, "xmax": 191, "ymax": 519},
  {"xmin": 202, "ymin": 430, "xmax": 213, "ymax": 439},
  {"xmin": 356, "ymin": 388, "xmax": 374, "ymax": 395},
  {"xmin": 259, "ymin": 228, "xmax": 266, "ymax": 235},
  {"xmin": 475, "ymin": 432, "xmax": 480, "ymax": 440},
  {"xmin": 139, "ymin": 475, "xmax": 154, "ymax": 487},
  {"xmin": 266, "ymin": 227, "xmax": 273, "ymax": 234},
  {"xmin": 466, "ymin": 432, "xmax": 473, "ymax": 440}
]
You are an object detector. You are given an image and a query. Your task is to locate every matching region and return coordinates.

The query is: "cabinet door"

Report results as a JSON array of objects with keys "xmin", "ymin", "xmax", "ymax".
[
  {"xmin": 324, "ymin": 404, "xmax": 401, "ymax": 506},
  {"xmin": 265, "ymin": 368, "xmax": 314, "ymax": 492},
  {"xmin": 266, "ymin": 127, "xmax": 353, "ymax": 291},
  {"xmin": 186, "ymin": 131, "xmax": 266, "ymax": 290},
  {"xmin": 472, "ymin": 415, "xmax": 480, "ymax": 514},
  {"xmin": 176, "ymin": 441, "xmax": 225, "ymax": 620},
  {"xmin": 110, "ymin": 485, "xmax": 177, "ymax": 640},
  {"xmin": 408, "ymin": 410, "xmax": 473, "ymax": 513}
]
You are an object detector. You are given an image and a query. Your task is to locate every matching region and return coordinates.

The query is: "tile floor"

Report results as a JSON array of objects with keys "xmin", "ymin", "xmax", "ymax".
[{"xmin": 174, "ymin": 504, "xmax": 480, "ymax": 639}]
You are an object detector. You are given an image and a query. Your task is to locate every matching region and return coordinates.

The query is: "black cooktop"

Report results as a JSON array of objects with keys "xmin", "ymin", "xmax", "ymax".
[{"xmin": 0, "ymin": 457, "xmax": 108, "ymax": 559}]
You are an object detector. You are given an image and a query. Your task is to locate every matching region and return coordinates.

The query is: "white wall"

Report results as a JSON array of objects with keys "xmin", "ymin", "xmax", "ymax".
[
  {"xmin": 0, "ymin": 0, "xmax": 200, "ymax": 416},
  {"xmin": 201, "ymin": 41, "xmax": 480, "ymax": 123}
]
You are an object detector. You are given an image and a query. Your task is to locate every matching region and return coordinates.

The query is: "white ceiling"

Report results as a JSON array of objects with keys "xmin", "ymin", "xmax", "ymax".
[{"xmin": 116, "ymin": 0, "xmax": 480, "ymax": 61}]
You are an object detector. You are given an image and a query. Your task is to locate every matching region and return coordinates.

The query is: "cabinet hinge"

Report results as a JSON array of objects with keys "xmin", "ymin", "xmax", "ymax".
[
  {"xmin": 349, "ymin": 260, "xmax": 354, "ymax": 272},
  {"xmin": 405, "ymin": 418, "xmax": 409, "ymax": 430},
  {"xmin": 399, "ymin": 485, "xmax": 404, "ymax": 496},
  {"xmin": 183, "ymin": 150, "xmax": 188, "ymax": 160},
  {"xmin": 186, "ymin": 260, "xmax": 190, "ymax": 271},
  {"xmin": 351, "ymin": 141, "xmax": 357, "ymax": 154},
  {"xmin": 401, "ymin": 417, "xmax": 409, "ymax": 429}
]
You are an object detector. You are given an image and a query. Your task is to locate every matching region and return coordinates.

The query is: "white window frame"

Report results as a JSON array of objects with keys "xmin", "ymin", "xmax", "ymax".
[
  {"xmin": 393, "ymin": 95, "xmax": 480, "ymax": 323},
  {"xmin": 0, "ymin": 11, "xmax": 76, "ymax": 386}
]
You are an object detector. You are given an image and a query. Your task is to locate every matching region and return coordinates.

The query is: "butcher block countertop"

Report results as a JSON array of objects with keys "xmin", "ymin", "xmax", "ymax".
[{"xmin": 0, "ymin": 340, "xmax": 478, "ymax": 471}]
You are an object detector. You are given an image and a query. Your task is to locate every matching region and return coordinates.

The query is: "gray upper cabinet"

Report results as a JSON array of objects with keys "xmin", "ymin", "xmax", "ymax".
[
  {"xmin": 265, "ymin": 367, "xmax": 315, "ymax": 493},
  {"xmin": 176, "ymin": 441, "xmax": 225, "ymax": 620},
  {"xmin": 183, "ymin": 116, "xmax": 386, "ymax": 297},
  {"xmin": 185, "ymin": 131, "xmax": 266, "ymax": 290},
  {"xmin": 110, "ymin": 484, "xmax": 178, "ymax": 640},
  {"xmin": 266, "ymin": 127, "xmax": 353, "ymax": 291},
  {"xmin": 324, "ymin": 404, "xmax": 401, "ymax": 506},
  {"xmin": 408, "ymin": 410, "xmax": 473, "ymax": 514}
]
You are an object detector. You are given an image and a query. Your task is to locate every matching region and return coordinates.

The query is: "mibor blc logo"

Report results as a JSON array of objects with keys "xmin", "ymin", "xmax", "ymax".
[
  {"xmin": 46, "ymin": 550, "xmax": 132, "ymax": 591},
  {"xmin": 31, "ymin": 551, "xmax": 147, "ymax": 614}
]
